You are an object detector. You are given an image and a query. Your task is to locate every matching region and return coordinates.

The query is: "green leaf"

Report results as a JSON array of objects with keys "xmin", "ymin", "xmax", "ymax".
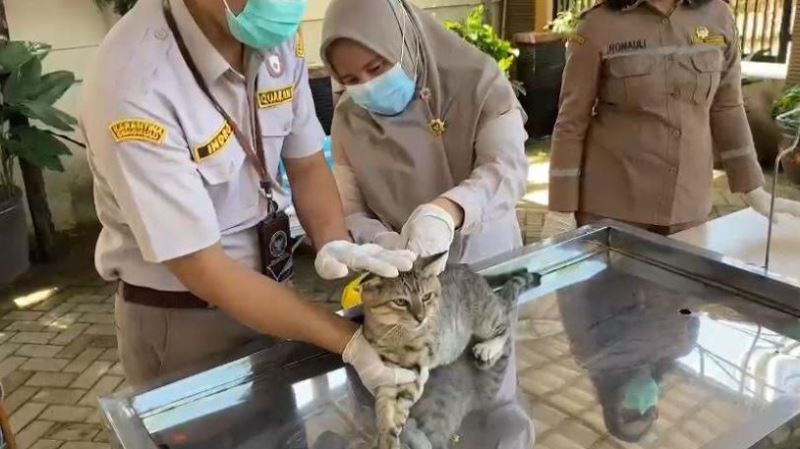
[
  {"xmin": 15, "ymin": 101, "xmax": 78, "ymax": 131},
  {"xmin": 4, "ymin": 57, "xmax": 43, "ymax": 103},
  {"xmin": 0, "ymin": 42, "xmax": 35, "ymax": 75},
  {"xmin": 27, "ymin": 42, "xmax": 52, "ymax": 61},
  {"xmin": 27, "ymin": 71, "xmax": 75, "ymax": 105},
  {"xmin": 8, "ymin": 127, "xmax": 71, "ymax": 171}
]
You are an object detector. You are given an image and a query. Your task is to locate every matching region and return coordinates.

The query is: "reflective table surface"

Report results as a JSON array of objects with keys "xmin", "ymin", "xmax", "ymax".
[{"xmin": 100, "ymin": 222, "xmax": 800, "ymax": 449}]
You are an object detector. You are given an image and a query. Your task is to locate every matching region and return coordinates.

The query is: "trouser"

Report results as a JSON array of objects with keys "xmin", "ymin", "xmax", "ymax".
[
  {"xmin": 577, "ymin": 212, "xmax": 703, "ymax": 236},
  {"xmin": 114, "ymin": 291, "xmax": 273, "ymax": 391}
]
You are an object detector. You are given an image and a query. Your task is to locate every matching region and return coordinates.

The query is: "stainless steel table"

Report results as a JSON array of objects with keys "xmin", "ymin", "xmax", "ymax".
[{"xmin": 100, "ymin": 221, "xmax": 800, "ymax": 449}]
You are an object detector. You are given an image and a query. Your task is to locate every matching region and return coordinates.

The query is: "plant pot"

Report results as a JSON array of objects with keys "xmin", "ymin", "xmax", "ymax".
[
  {"xmin": 0, "ymin": 187, "xmax": 30, "ymax": 285},
  {"xmin": 781, "ymin": 152, "xmax": 800, "ymax": 185},
  {"xmin": 514, "ymin": 32, "xmax": 566, "ymax": 139}
]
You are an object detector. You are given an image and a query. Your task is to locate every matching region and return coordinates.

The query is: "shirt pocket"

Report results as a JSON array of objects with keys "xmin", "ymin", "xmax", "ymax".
[
  {"xmin": 196, "ymin": 144, "xmax": 259, "ymax": 232},
  {"xmin": 602, "ymin": 55, "xmax": 655, "ymax": 108},
  {"xmin": 257, "ymin": 106, "xmax": 293, "ymax": 176},
  {"xmin": 689, "ymin": 50, "xmax": 724, "ymax": 104}
]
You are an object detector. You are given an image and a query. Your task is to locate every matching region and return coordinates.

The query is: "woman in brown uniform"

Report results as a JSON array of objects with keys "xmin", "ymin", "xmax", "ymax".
[{"xmin": 542, "ymin": 0, "xmax": 800, "ymax": 237}]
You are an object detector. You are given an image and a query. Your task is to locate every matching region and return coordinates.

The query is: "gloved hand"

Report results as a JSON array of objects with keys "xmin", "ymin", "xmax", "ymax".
[
  {"xmin": 343, "ymin": 327, "xmax": 417, "ymax": 394},
  {"xmin": 315, "ymin": 241, "xmax": 416, "ymax": 280},
  {"xmin": 541, "ymin": 211, "xmax": 577, "ymax": 239},
  {"xmin": 400, "ymin": 203, "xmax": 455, "ymax": 274},
  {"xmin": 743, "ymin": 187, "xmax": 800, "ymax": 224},
  {"xmin": 373, "ymin": 231, "xmax": 406, "ymax": 250}
]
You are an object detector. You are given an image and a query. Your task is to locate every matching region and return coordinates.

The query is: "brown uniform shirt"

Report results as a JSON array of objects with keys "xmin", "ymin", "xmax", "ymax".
[{"xmin": 549, "ymin": 0, "xmax": 764, "ymax": 226}]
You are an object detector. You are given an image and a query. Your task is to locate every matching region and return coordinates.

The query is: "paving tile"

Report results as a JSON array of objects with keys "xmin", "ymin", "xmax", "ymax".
[
  {"xmin": 2, "ymin": 369, "xmax": 34, "ymax": 395},
  {"xmin": 39, "ymin": 405, "xmax": 96, "ymax": 423},
  {"xmin": 32, "ymin": 388, "xmax": 87, "ymax": 406},
  {"xmin": 67, "ymin": 295, "xmax": 108, "ymax": 305},
  {"xmin": 50, "ymin": 324, "xmax": 90, "ymax": 346},
  {"xmin": 85, "ymin": 410, "xmax": 103, "ymax": 424},
  {"xmin": 19, "ymin": 358, "xmax": 70, "ymax": 372},
  {"xmin": 12, "ymin": 332, "xmax": 56, "ymax": 345},
  {"xmin": 73, "ymin": 305, "xmax": 113, "ymax": 314},
  {"xmin": 71, "ymin": 361, "xmax": 111, "ymax": 389},
  {"xmin": 0, "ymin": 342, "xmax": 23, "ymax": 360},
  {"xmin": 28, "ymin": 439, "xmax": 63, "ymax": 449},
  {"xmin": 15, "ymin": 420, "xmax": 56, "ymax": 449},
  {"xmin": 3, "ymin": 311, "xmax": 44, "ymax": 321},
  {"xmin": 62, "ymin": 348, "xmax": 104, "ymax": 374},
  {"xmin": 38, "ymin": 304, "xmax": 77, "ymax": 325},
  {"xmin": 46, "ymin": 313, "xmax": 84, "ymax": 331},
  {"xmin": 96, "ymin": 349, "xmax": 118, "ymax": 362},
  {"xmin": 4, "ymin": 386, "xmax": 39, "ymax": 414},
  {"xmin": 55, "ymin": 336, "xmax": 94, "ymax": 360},
  {"xmin": 88, "ymin": 336, "xmax": 116, "ymax": 349},
  {"xmin": 108, "ymin": 362, "xmax": 124, "ymax": 376},
  {"xmin": 93, "ymin": 431, "xmax": 109, "ymax": 443},
  {"xmin": 30, "ymin": 295, "xmax": 67, "ymax": 313},
  {"xmin": 9, "ymin": 402, "xmax": 47, "ymax": 432},
  {"xmin": 6, "ymin": 321, "xmax": 50, "ymax": 332},
  {"xmin": 79, "ymin": 376, "xmax": 123, "ymax": 406},
  {"xmin": 84, "ymin": 325, "xmax": 115, "ymax": 336},
  {"xmin": 45, "ymin": 423, "xmax": 102, "ymax": 442},
  {"xmin": 16, "ymin": 345, "xmax": 65, "ymax": 358},
  {"xmin": 26, "ymin": 372, "xmax": 77, "ymax": 388},
  {"xmin": 0, "ymin": 331, "xmax": 14, "ymax": 345},
  {"xmin": 0, "ymin": 356, "xmax": 28, "ymax": 378},
  {"xmin": 60, "ymin": 443, "xmax": 110, "ymax": 449},
  {"xmin": 78, "ymin": 314, "xmax": 113, "ymax": 325}
]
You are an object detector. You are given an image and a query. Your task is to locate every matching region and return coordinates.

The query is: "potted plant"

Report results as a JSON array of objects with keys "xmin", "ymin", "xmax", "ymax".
[
  {"xmin": 443, "ymin": 5, "xmax": 524, "ymax": 96},
  {"xmin": 0, "ymin": 41, "xmax": 77, "ymax": 284},
  {"xmin": 511, "ymin": 7, "xmax": 580, "ymax": 139},
  {"xmin": 771, "ymin": 85, "xmax": 800, "ymax": 185}
]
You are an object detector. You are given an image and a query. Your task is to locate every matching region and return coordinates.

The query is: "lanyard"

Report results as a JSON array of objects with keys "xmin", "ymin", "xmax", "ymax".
[{"xmin": 162, "ymin": 0, "xmax": 276, "ymax": 207}]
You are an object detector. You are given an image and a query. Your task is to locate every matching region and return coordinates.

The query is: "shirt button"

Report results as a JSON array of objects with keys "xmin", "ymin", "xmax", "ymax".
[
  {"xmin": 672, "ymin": 129, "xmax": 681, "ymax": 137},
  {"xmin": 155, "ymin": 28, "xmax": 169, "ymax": 40},
  {"xmin": 661, "ymin": 18, "xmax": 669, "ymax": 24},
  {"xmin": 670, "ymin": 91, "xmax": 679, "ymax": 98}
]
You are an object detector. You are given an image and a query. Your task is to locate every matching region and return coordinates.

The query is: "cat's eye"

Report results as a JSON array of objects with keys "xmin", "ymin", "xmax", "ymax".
[
  {"xmin": 422, "ymin": 293, "xmax": 434, "ymax": 303},
  {"xmin": 392, "ymin": 298, "xmax": 408, "ymax": 308}
]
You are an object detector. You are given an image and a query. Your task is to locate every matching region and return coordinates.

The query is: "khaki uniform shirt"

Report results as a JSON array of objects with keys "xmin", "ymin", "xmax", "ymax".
[
  {"xmin": 550, "ymin": 0, "xmax": 764, "ymax": 226},
  {"xmin": 81, "ymin": 0, "xmax": 323, "ymax": 291}
]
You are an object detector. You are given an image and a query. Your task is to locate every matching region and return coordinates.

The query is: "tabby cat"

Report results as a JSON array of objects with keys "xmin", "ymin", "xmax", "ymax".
[{"xmin": 359, "ymin": 253, "xmax": 534, "ymax": 449}]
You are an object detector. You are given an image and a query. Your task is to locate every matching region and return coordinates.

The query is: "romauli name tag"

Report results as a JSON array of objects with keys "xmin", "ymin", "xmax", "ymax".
[
  {"xmin": 108, "ymin": 119, "xmax": 166, "ymax": 144},
  {"xmin": 608, "ymin": 39, "xmax": 647, "ymax": 54},
  {"xmin": 258, "ymin": 86, "xmax": 294, "ymax": 109},
  {"xmin": 193, "ymin": 121, "xmax": 233, "ymax": 161}
]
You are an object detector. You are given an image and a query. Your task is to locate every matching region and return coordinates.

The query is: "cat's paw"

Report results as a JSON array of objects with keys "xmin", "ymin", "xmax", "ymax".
[
  {"xmin": 378, "ymin": 431, "xmax": 402, "ymax": 449},
  {"xmin": 472, "ymin": 336, "xmax": 506, "ymax": 369}
]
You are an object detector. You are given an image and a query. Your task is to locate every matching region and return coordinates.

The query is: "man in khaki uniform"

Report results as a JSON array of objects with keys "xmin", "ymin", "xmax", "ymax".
[
  {"xmin": 80, "ymin": 0, "xmax": 418, "ymax": 391},
  {"xmin": 542, "ymin": 0, "xmax": 800, "ymax": 237}
]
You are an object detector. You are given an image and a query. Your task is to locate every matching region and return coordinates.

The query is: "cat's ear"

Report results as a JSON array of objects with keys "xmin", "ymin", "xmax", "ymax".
[
  {"xmin": 415, "ymin": 251, "xmax": 448, "ymax": 277},
  {"xmin": 359, "ymin": 272, "xmax": 382, "ymax": 290}
]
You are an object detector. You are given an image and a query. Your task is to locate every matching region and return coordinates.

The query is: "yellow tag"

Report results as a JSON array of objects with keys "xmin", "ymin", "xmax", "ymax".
[
  {"xmin": 568, "ymin": 34, "xmax": 586, "ymax": 45},
  {"xmin": 257, "ymin": 86, "xmax": 294, "ymax": 109},
  {"xmin": 108, "ymin": 119, "xmax": 166, "ymax": 145},
  {"xmin": 428, "ymin": 118, "xmax": 446, "ymax": 136},
  {"xmin": 295, "ymin": 31, "xmax": 305, "ymax": 58},
  {"xmin": 695, "ymin": 26, "xmax": 709, "ymax": 40},
  {"xmin": 193, "ymin": 121, "xmax": 233, "ymax": 161},
  {"xmin": 341, "ymin": 275, "xmax": 365, "ymax": 309},
  {"xmin": 691, "ymin": 26, "xmax": 725, "ymax": 46}
]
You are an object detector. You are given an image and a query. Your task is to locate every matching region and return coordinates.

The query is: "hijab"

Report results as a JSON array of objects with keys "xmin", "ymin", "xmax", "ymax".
[{"xmin": 320, "ymin": 0, "xmax": 522, "ymax": 237}]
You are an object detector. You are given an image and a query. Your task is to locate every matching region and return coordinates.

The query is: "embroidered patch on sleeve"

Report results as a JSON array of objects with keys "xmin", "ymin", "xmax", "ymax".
[
  {"xmin": 691, "ymin": 26, "xmax": 727, "ymax": 46},
  {"xmin": 295, "ymin": 31, "xmax": 305, "ymax": 58},
  {"xmin": 568, "ymin": 34, "xmax": 586, "ymax": 45},
  {"xmin": 193, "ymin": 121, "xmax": 233, "ymax": 161},
  {"xmin": 257, "ymin": 86, "xmax": 294, "ymax": 109},
  {"xmin": 108, "ymin": 119, "xmax": 167, "ymax": 145}
]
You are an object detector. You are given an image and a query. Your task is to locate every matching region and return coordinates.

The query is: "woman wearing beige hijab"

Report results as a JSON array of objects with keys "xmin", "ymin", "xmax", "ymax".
[
  {"xmin": 320, "ymin": 0, "xmax": 528, "ymax": 273},
  {"xmin": 320, "ymin": 0, "xmax": 533, "ymax": 447}
]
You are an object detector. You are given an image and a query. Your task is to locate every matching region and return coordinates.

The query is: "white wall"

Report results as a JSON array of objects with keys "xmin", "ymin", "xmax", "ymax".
[{"xmin": 6, "ymin": 0, "xmax": 499, "ymax": 231}]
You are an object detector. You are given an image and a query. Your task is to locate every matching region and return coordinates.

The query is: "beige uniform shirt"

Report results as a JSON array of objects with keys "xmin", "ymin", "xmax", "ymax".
[
  {"xmin": 81, "ymin": 0, "xmax": 323, "ymax": 291},
  {"xmin": 550, "ymin": 0, "xmax": 764, "ymax": 226}
]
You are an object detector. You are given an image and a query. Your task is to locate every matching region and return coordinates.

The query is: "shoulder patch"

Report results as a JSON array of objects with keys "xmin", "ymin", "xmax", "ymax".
[
  {"xmin": 295, "ymin": 31, "xmax": 305, "ymax": 58},
  {"xmin": 108, "ymin": 119, "xmax": 166, "ymax": 145},
  {"xmin": 568, "ymin": 34, "xmax": 586, "ymax": 45},
  {"xmin": 193, "ymin": 121, "xmax": 233, "ymax": 161},
  {"xmin": 257, "ymin": 86, "xmax": 294, "ymax": 109}
]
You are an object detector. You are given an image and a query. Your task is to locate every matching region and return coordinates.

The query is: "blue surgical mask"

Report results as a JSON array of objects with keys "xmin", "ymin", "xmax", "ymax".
[
  {"xmin": 224, "ymin": 0, "xmax": 306, "ymax": 50},
  {"xmin": 347, "ymin": 63, "xmax": 416, "ymax": 116},
  {"xmin": 621, "ymin": 372, "xmax": 660, "ymax": 415}
]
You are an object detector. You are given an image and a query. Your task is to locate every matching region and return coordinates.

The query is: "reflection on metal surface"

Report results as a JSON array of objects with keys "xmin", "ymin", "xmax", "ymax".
[{"xmin": 99, "ymin": 223, "xmax": 800, "ymax": 449}]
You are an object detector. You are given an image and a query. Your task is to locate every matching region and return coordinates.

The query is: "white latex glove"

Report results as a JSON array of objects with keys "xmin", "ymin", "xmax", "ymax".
[
  {"xmin": 743, "ymin": 187, "xmax": 800, "ymax": 224},
  {"xmin": 315, "ymin": 241, "xmax": 416, "ymax": 280},
  {"xmin": 343, "ymin": 327, "xmax": 417, "ymax": 394},
  {"xmin": 400, "ymin": 203, "xmax": 455, "ymax": 275},
  {"xmin": 373, "ymin": 231, "xmax": 406, "ymax": 250},
  {"xmin": 541, "ymin": 212, "xmax": 578, "ymax": 239}
]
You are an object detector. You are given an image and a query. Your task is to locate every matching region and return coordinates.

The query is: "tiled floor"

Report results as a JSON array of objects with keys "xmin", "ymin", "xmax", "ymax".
[{"xmin": 0, "ymin": 157, "xmax": 797, "ymax": 448}]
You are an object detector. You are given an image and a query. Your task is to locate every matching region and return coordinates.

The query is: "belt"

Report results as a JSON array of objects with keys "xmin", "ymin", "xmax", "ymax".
[{"xmin": 121, "ymin": 282, "xmax": 213, "ymax": 309}]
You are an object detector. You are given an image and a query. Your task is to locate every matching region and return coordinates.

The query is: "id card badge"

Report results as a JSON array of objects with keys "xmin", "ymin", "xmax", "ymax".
[{"xmin": 257, "ymin": 210, "xmax": 295, "ymax": 282}]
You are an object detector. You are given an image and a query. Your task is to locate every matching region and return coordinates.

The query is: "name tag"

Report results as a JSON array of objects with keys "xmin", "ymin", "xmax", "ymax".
[
  {"xmin": 608, "ymin": 40, "xmax": 647, "ymax": 54},
  {"xmin": 257, "ymin": 86, "xmax": 294, "ymax": 109}
]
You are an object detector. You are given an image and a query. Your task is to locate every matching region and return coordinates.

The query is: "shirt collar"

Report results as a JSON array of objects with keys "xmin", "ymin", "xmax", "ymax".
[
  {"xmin": 622, "ymin": 0, "xmax": 695, "ymax": 12},
  {"xmin": 169, "ymin": 0, "xmax": 231, "ymax": 84}
]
